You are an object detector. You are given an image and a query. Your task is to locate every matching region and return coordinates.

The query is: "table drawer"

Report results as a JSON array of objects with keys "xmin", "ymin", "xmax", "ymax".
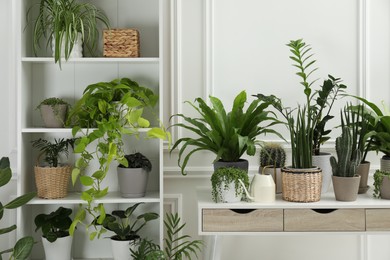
[
  {"xmin": 202, "ymin": 209, "xmax": 283, "ymax": 232},
  {"xmin": 366, "ymin": 209, "xmax": 390, "ymax": 231},
  {"xmin": 284, "ymin": 209, "xmax": 365, "ymax": 231}
]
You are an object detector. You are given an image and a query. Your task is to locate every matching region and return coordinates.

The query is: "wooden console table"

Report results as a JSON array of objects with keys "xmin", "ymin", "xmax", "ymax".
[{"xmin": 197, "ymin": 188, "xmax": 390, "ymax": 259}]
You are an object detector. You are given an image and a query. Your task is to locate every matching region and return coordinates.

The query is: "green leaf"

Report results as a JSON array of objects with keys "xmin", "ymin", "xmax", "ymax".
[
  {"xmin": 147, "ymin": 128, "xmax": 167, "ymax": 140},
  {"xmin": 4, "ymin": 192, "xmax": 35, "ymax": 209},
  {"xmin": 137, "ymin": 117, "xmax": 150, "ymax": 128},
  {"xmin": 72, "ymin": 168, "xmax": 81, "ymax": 185},
  {"xmin": 92, "ymin": 170, "xmax": 105, "ymax": 180},
  {"xmin": 80, "ymin": 176, "xmax": 94, "ymax": 186},
  {"xmin": 0, "ymin": 167, "xmax": 12, "ymax": 188},
  {"xmin": 12, "ymin": 236, "xmax": 34, "ymax": 260}
]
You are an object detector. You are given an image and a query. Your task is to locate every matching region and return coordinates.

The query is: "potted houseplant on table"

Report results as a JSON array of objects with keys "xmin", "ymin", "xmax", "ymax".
[
  {"xmin": 259, "ymin": 142, "xmax": 286, "ymax": 193},
  {"xmin": 98, "ymin": 203, "xmax": 159, "ymax": 260},
  {"xmin": 27, "ymin": 0, "xmax": 110, "ymax": 66},
  {"xmin": 0, "ymin": 157, "xmax": 35, "ymax": 259},
  {"xmin": 32, "ymin": 137, "xmax": 75, "ymax": 199},
  {"xmin": 34, "ymin": 206, "xmax": 73, "ymax": 260},
  {"xmin": 373, "ymin": 170, "xmax": 390, "ymax": 199},
  {"xmin": 341, "ymin": 103, "xmax": 373, "ymax": 193},
  {"xmin": 211, "ymin": 167, "xmax": 249, "ymax": 203},
  {"xmin": 330, "ymin": 127, "xmax": 362, "ymax": 201},
  {"xmin": 67, "ymin": 77, "xmax": 170, "ymax": 240},
  {"xmin": 117, "ymin": 152, "xmax": 152, "ymax": 198},
  {"xmin": 170, "ymin": 90, "xmax": 282, "ymax": 174},
  {"xmin": 256, "ymin": 39, "xmax": 346, "ymax": 201},
  {"xmin": 36, "ymin": 97, "xmax": 70, "ymax": 128}
]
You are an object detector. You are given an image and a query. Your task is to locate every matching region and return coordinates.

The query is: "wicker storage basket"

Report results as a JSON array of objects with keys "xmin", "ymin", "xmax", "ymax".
[
  {"xmin": 34, "ymin": 165, "xmax": 71, "ymax": 199},
  {"xmin": 282, "ymin": 167, "xmax": 322, "ymax": 202},
  {"xmin": 103, "ymin": 29, "xmax": 140, "ymax": 57}
]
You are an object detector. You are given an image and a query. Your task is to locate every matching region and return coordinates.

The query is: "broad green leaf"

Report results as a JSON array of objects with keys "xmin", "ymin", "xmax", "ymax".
[
  {"xmin": 0, "ymin": 167, "xmax": 12, "ymax": 188},
  {"xmin": 147, "ymin": 128, "xmax": 167, "ymax": 140},
  {"xmin": 4, "ymin": 192, "xmax": 35, "ymax": 209},
  {"xmin": 72, "ymin": 168, "xmax": 81, "ymax": 185},
  {"xmin": 0, "ymin": 224, "xmax": 16, "ymax": 235},
  {"xmin": 92, "ymin": 170, "xmax": 105, "ymax": 180},
  {"xmin": 12, "ymin": 236, "xmax": 34, "ymax": 260},
  {"xmin": 80, "ymin": 176, "xmax": 94, "ymax": 186},
  {"xmin": 81, "ymin": 191, "xmax": 93, "ymax": 202},
  {"xmin": 137, "ymin": 117, "xmax": 150, "ymax": 128}
]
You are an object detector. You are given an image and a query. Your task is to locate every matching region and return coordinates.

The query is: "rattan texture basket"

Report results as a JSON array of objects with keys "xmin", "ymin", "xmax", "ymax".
[
  {"xmin": 103, "ymin": 29, "xmax": 140, "ymax": 57},
  {"xmin": 34, "ymin": 165, "xmax": 71, "ymax": 199},
  {"xmin": 282, "ymin": 167, "xmax": 322, "ymax": 202}
]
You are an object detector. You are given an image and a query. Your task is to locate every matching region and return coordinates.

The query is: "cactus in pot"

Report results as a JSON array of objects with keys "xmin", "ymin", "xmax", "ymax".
[
  {"xmin": 259, "ymin": 143, "xmax": 286, "ymax": 194},
  {"xmin": 330, "ymin": 127, "xmax": 362, "ymax": 201}
]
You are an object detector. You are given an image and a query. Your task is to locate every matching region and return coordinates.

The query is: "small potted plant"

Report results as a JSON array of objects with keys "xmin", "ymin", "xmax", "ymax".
[
  {"xmin": 98, "ymin": 203, "xmax": 159, "ymax": 260},
  {"xmin": 32, "ymin": 138, "xmax": 75, "ymax": 199},
  {"xmin": 36, "ymin": 97, "xmax": 70, "ymax": 128},
  {"xmin": 117, "ymin": 152, "xmax": 152, "ymax": 198},
  {"xmin": 27, "ymin": 0, "xmax": 110, "ymax": 66},
  {"xmin": 170, "ymin": 90, "xmax": 282, "ymax": 174},
  {"xmin": 259, "ymin": 143, "xmax": 286, "ymax": 193},
  {"xmin": 330, "ymin": 127, "xmax": 362, "ymax": 201},
  {"xmin": 34, "ymin": 207, "xmax": 73, "ymax": 260},
  {"xmin": 211, "ymin": 167, "xmax": 249, "ymax": 203},
  {"xmin": 373, "ymin": 170, "xmax": 390, "ymax": 199}
]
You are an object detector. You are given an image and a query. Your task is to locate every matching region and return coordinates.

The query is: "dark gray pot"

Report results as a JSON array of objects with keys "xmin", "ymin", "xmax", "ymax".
[
  {"xmin": 117, "ymin": 167, "xmax": 149, "ymax": 198},
  {"xmin": 213, "ymin": 159, "xmax": 249, "ymax": 172},
  {"xmin": 380, "ymin": 176, "xmax": 390, "ymax": 199},
  {"xmin": 332, "ymin": 175, "xmax": 360, "ymax": 202},
  {"xmin": 40, "ymin": 104, "xmax": 67, "ymax": 128}
]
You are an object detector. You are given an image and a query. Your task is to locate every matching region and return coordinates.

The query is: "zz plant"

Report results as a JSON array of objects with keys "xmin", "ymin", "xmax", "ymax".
[{"xmin": 68, "ymin": 78, "xmax": 170, "ymax": 240}]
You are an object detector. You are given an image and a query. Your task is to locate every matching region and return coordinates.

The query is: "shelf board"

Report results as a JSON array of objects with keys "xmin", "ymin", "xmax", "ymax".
[
  {"xmin": 21, "ymin": 127, "xmax": 153, "ymax": 133},
  {"xmin": 21, "ymin": 57, "xmax": 159, "ymax": 63},
  {"xmin": 28, "ymin": 191, "xmax": 160, "ymax": 205}
]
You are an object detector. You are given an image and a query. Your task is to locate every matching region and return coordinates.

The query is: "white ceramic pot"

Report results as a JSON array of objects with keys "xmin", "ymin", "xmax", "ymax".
[
  {"xmin": 111, "ymin": 239, "xmax": 138, "ymax": 260},
  {"xmin": 117, "ymin": 167, "xmax": 149, "ymax": 198},
  {"xmin": 52, "ymin": 32, "xmax": 83, "ymax": 59},
  {"xmin": 217, "ymin": 181, "xmax": 243, "ymax": 203},
  {"xmin": 42, "ymin": 236, "xmax": 72, "ymax": 260},
  {"xmin": 312, "ymin": 153, "xmax": 332, "ymax": 193}
]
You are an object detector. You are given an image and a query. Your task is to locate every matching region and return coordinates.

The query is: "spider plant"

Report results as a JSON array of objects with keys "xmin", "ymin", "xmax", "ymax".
[{"xmin": 27, "ymin": 0, "xmax": 110, "ymax": 66}]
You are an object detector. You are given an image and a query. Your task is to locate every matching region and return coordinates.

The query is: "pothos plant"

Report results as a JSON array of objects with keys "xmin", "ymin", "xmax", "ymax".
[{"xmin": 66, "ymin": 78, "xmax": 170, "ymax": 240}]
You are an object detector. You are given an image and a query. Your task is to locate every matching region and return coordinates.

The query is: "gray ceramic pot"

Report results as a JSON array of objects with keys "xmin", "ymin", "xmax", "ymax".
[
  {"xmin": 40, "ymin": 104, "xmax": 67, "ymax": 128},
  {"xmin": 213, "ymin": 159, "xmax": 249, "ymax": 172},
  {"xmin": 380, "ymin": 176, "xmax": 390, "ymax": 199},
  {"xmin": 357, "ymin": 161, "xmax": 370, "ymax": 194},
  {"xmin": 332, "ymin": 175, "xmax": 361, "ymax": 202},
  {"xmin": 312, "ymin": 153, "xmax": 332, "ymax": 194},
  {"xmin": 380, "ymin": 156, "xmax": 390, "ymax": 172},
  {"xmin": 117, "ymin": 167, "xmax": 149, "ymax": 198}
]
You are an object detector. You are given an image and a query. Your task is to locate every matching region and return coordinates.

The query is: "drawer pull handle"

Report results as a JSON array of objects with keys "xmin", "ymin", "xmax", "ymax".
[
  {"xmin": 230, "ymin": 209, "xmax": 256, "ymax": 214},
  {"xmin": 311, "ymin": 209, "xmax": 337, "ymax": 214}
]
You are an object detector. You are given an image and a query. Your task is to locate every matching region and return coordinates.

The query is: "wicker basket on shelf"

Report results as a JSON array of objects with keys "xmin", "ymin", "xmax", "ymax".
[
  {"xmin": 282, "ymin": 167, "xmax": 322, "ymax": 202},
  {"xmin": 103, "ymin": 29, "xmax": 140, "ymax": 58},
  {"xmin": 34, "ymin": 164, "xmax": 71, "ymax": 199}
]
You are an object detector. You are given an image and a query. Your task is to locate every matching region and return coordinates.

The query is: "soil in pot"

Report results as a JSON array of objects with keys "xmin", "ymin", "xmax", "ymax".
[{"xmin": 332, "ymin": 175, "xmax": 361, "ymax": 202}]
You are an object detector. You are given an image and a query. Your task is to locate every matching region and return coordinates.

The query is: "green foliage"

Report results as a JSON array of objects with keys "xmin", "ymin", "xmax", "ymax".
[
  {"xmin": 211, "ymin": 167, "xmax": 249, "ymax": 203},
  {"xmin": 131, "ymin": 213, "xmax": 203, "ymax": 260},
  {"xmin": 349, "ymin": 95, "xmax": 390, "ymax": 157},
  {"xmin": 27, "ymin": 0, "xmax": 110, "ymax": 66},
  {"xmin": 118, "ymin": 152, "xmax": 152, "ymax": 172},
  {"xmin": 259, "ymin": 142, "xmax": 286, "ymax": 168},
  {"xmin": 373, "ymin": 169, "xmax": 390, "ymax": 198},
  {"xmin": 34, "ymin": 206, "xmax": 73, "ymax": 243},
  {"xmin": 67, "ymin": 78, "xmax": 170, "ymax": 239},
  {"xmin": 99, "ymin": 203, "xmax": 159, "ymax": 241},
  {"xmin": 0, "ymin": 157, "xmax": 35, "ymax": 260},
  {"xmin": 36, "ymin": 97, "xmax": 69, "ymax": 110},
  {"xmin": 330, "ymin": 127, "xmax": 362, "ymax": 177},
  {"xmin": 255, "ymin": 39, "xmax": 346, "ymax": 167},
  {"xmin": 31, "ymin": 138, "xmax": 75, "ymax": 167},
  {"xmin": 170, "ymin": 90, "xmax": 282, "ymax": 175}
]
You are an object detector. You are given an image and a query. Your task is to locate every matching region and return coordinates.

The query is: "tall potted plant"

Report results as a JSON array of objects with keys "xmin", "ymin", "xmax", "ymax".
[
  {"xmin": 170, "ymin": 90, "xmax": 282, "ymax": 174},
  {"xmin": 27, "ymin": 0, "xmax": 110, "ymax": 66},
  {"xmin": 330, "ymin": 127, "xmax": 362, "ymax": 201},
  {"xmin": 67, "ymin": 78, "xmax": 170, "ymax": 239},
  {"xmin": 256, "ymin": 39, "xmax": 346, "ymax": 201}
]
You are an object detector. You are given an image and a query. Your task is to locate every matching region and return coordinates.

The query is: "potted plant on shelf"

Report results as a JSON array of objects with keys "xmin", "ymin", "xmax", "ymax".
[
  {"xmin": 211, "ymin": 167, "xmax": 249, "ymax": 203},
  {"xmin": 256, "ymin": 39, "xmax": 347, "ymax": 201},
  {"xmin": 330, "ymin": 127, "xmax": 362, "ymax": 201},
  {"xmin": 27, "ymin": 0, "xmax": 110, "ymax": 66},
  {"xmin": 170, "ymin": 90, "xmax": 282, "ymax": 174},
  {"xmin": 373, "ymin": 170, "xmax": 390, "ymax": 199},
  {"xmin": 32, "ymin": 137, "xmax": 75, "ymax": 199},
  {"xmin": 0, "ymin": 157, "xmax": 35, "ymax": 260},
  {"xmin": 341, "ymin": 102, "xmax": 373, "ymax": 194},
  {"xmin": 34, "ymin": 206, "xmax": 73, "ymax": 260},
  {"xmin": 36, "ymin": 97, "xmax": 70, "ymax": 128},
  {"xmin": 130, "ymin": 213, "xmax": 203, "ymax": 260},
  {"xmin": 259, "ymin": 142, "xmax": 286, "ymax": 193},
  {"xmin": 98, "ymin": 203, "xmax": 159, "ymax": 260},
  {"xmin": 67, "ymin": 77, "xmax": 170, "ymax": 240},
  {"xmin": 117, "ymin": 152, "xmax": 152, "ymax": 198}
]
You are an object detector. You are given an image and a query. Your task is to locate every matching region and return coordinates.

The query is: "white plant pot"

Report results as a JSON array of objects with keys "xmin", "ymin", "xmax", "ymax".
[
  {"xmin": 312, "ymin": 153, "xmax": 332, "ymax": 193},
  {"xmin": 111, "ymin": 239, "xmax": 138, "ymax": 260},
  {"xmin": 42, "ymin": 236, "xmax": 72, "ymax": 260},
  {"xmin": 218, "ymin": 181, "xmax": 243, "ymax": 203},
  {"xmin": 51, "ymin": 32, "xmax": 83, "ymax": 59}
]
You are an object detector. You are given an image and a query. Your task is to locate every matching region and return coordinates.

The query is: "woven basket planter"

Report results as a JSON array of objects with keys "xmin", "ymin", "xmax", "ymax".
[
  {"xmin": 103, "ymin": 29, "xmax": 140, "ymax": 57},
  {"xmin": 282, "ymin": 167, "xmax": 322, "ymax": 202},
  {"xmin": 34, "ymin": 165, "xmax": 71, "ymax": 199}
]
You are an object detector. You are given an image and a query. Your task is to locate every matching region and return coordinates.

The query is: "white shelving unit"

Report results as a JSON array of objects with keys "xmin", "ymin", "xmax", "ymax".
[{"xmin": 14, "ymin": 0, "xmax": 165, "ymax": 259}]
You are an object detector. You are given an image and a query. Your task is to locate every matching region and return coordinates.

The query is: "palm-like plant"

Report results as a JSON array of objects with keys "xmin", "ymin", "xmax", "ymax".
[
  {"xmin": 170, "ymin": 90, "xmax": 282, "ymax": 175},
  {"xmin": 31, "ymin": 138, "xmax": 75, "ymax": 167},
  {"xmin": 27, "ymin": 0, "xmax": 110, "ymax": 65}
]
